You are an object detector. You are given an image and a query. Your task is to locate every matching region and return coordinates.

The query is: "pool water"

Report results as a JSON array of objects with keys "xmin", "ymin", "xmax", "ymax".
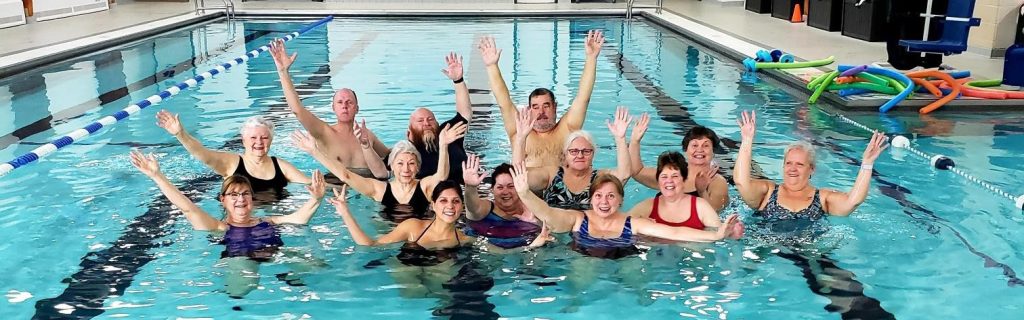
[{"xmin": 2, "ymin": 16, "xmax": 1023, "ymax": 319}]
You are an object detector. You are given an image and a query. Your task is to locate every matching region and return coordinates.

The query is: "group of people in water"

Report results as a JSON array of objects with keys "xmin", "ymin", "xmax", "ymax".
[{"xmin": 128, "ymin": 30, "xmax": 889, "ymax": 297}]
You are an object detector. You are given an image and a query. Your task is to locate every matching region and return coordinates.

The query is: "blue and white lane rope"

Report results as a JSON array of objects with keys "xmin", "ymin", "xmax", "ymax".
[
  {"xmin": 0, "ymin": 16, "xmax": 334, "ymax": 177},
  {"xmin": 831, "ymin": 113, "xmax": 1024, "ymax": 211}
]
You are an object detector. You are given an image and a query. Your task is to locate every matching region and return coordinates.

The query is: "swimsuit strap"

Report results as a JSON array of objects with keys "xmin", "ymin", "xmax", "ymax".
[{"xmin": 414, "ymin": 218, "xmax": 436, "ymax": 243}]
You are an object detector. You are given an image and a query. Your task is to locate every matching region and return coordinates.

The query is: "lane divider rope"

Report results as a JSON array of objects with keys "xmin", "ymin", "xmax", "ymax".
[{"xmin": 0, "ymin": 16, "xmax": 334, "ymax": 177}]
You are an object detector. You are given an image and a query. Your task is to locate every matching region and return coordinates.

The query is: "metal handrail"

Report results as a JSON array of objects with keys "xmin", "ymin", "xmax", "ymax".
[
  {"xmin": 626, "ymin": 0, "xmax": 663, "ymax": 19},
  {"xmin": 195, "ymin": 0, "xmax": 235, "ymax": 19}
]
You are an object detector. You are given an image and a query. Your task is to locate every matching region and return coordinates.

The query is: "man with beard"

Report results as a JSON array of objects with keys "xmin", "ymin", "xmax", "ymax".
[
  {"xmin": 269, "ymin": 39, "xmax": 390, "ymax": 179},
  {"xmin": 376, "ymin": 52, "xmax": 472, "ymax": 183},
  {"xmin": 477, "ymin": 30, "xmax": 604, "ymax": 168}
]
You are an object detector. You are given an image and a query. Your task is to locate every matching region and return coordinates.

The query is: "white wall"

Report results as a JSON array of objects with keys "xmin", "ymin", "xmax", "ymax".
[
  {"xmin": 0, "ymin": 0, "xmax": 26, "ymax": 29},
  {"xmin": 34, "ymin": 0, "xmax": 109, "ymax": 22}
]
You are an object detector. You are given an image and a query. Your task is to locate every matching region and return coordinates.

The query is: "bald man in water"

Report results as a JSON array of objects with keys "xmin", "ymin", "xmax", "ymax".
[
  {"xmin": 269, "ymin": 39, "xmax": 390, "ymax": 178},
  {"xmin": 477, "ymin": 30, "xmax": 604, "ymax": 168}
]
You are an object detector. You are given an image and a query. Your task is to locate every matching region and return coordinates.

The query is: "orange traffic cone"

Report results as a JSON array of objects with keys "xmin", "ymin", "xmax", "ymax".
[{"xmin": 791, "ymin": 4, "xmax": 803, "ymax": 23}]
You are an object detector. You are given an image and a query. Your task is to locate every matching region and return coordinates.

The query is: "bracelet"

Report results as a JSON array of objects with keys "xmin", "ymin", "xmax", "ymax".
[
  {"xmin": 860, "ymin": 164, "xmax": 873, "ymax": 171},
  {"xmin": 453, "ymin": 77, "xmax": 464, "ymax": 84}
]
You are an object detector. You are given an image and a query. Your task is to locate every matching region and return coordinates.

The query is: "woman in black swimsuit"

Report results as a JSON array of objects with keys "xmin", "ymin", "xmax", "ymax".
[
  {"xmin": 156, "ymin": 110, "xmax": 311, "ymax": 193},
  {"xmin": 296, "ymin": 123, "xmax": 466, "ymax": 221}
]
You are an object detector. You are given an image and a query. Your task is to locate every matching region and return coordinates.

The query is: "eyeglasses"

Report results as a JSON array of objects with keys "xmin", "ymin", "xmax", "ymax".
[
  {"xmin": 223, "ymin": 192, "xmax": 252, "ymax": 198},
  {"xmin": 567, "ymin": 148, "xmax": 595, "ymax": 157}
]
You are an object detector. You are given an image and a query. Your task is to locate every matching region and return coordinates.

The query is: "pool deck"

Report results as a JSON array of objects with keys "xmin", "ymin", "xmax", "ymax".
[{"xmin": 2, "ymin": 0, "xmax": 1021, "ymax": 112}]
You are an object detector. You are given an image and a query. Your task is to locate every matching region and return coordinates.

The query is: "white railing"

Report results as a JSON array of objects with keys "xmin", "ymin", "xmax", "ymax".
[
  {"xmin": 626, "ymin": 0, "xmax": 663, "ymax": 19},
  {"xmin": 195, "ymin": 0, "xmax": 235, "ymax": 19}
]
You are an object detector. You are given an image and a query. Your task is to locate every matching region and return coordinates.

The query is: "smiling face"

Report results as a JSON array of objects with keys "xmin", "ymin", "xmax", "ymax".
[
  {"xmin": 782, "ymin": 147, "xmax": 814, "ymax": 188},
  {"xmin": 685, "ymin": 137, "xmax": 714, "ymax": 166},
  {"xmin": 528, "ymin": 90, "xmax": 557, "ymax": 132},
  {"xmin": 219, "ymin": 181, "xmax": 254, "ymax": 223},
  {"xmin": 432, "ymin": 188, "xmax": 464, "ymax": 224},
  {"xmin": 564, "ymin": 136, "xmax": 595, "ymax": 171},
  {"xmin": 391, "ymin": 152, "xmax": 419, "ymax": 183},
  {"xmin": 657, "ymin": 166, "xmax": 685, "ymax": 196},
  {"xmin": 589, "ymin": 182, "xmax": 623, "ymax": 218},
  {"xmin": 242, "ymin": 126, "xmax": 272, "ymax": 157},
  {"xmin": 491, "ymin": 173, "xmax": 521, "ymax": 210},
  {"xmin": 332, "ymin": 89, "xmax": 359, "ymax": 123}
]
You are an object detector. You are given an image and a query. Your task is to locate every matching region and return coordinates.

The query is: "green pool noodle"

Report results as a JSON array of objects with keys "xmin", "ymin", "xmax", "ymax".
[
  {"xmin": 809, "ymin": 71, "xmax": 840, "ymax": 104},
  {"xmin": 757, "ymin": 56, "xmax": 836, "ymax": 70}
]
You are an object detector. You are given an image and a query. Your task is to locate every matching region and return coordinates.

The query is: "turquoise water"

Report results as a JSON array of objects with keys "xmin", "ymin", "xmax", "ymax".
[{"xmin": 1, "ymin": 16, "xmax": 1023, "ymax": 319}]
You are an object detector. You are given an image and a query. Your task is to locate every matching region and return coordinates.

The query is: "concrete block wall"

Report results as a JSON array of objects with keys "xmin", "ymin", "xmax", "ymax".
[{"xmin": 969, "ymin": 0, "xmax": 1022, "ymax": 57}]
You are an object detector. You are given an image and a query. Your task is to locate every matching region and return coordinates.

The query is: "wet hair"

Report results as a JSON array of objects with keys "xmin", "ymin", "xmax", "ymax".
[
  {"xmin": 388, "ymin": 140, "xmax": 422, "ymax": 168},
  {"xmin": 219, "ymin": 175, "xmax": 254, "ymax": 197},
  {"xmin": 589, "ymin": 173, "xmax": 624, "ymax": 199},
  {"xmin": 491, "ymin": 163, "xmax": 513, "ymax": 182},
  {"xmin": 528, "ymin": 88, "xmax": 556, "ymax": 106},
  {"xmin": 240, "ymin": 116, "xmax": 275, "ymax": 137},
  {"xmin": 431, "ymin": 180, "xmax": 464, "ymax": 202},
  {"xmin": 784, "ymin": 141, "xmax": 817, "ymax": 169},
  {"xmin": 655, "ymin": 151, "xmax": 689, "ymax": 178},
  {"xmin": 336, "ymin": 88, "xmax": 359, "ymax": 104},
  {"xmin": 681, "ymin": 125, "xmax": 721, "ymax": 152},
  {"xmin": 563, "ymin": 130, "xmax": 596, "ymax": 154}
]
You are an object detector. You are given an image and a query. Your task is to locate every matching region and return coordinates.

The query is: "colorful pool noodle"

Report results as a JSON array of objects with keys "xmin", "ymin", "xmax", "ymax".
[
  {"xmin": 839, "ymin": 65, "xmax": 867, "ymax": 77},
  {"xmin": 905, "ymin": 70, "xmax": 962, "ymax": 114},
  {"xmin": 838, "ymin": 65, "xmax": 915, "ymax": 112},
  {"xmin": 826, "ymin": 82, "xmax": 901, "ymax": 95},
  {"xmin": 912, "ymin": 78, "xmax": 943, "ymax": 97},
  {"xmin": 965, "ymin": 79, "xmax": 1024, "ymax": 99},
  {"xmin": 745, "ymin": 56, "xmax": 835, "ymax": 71},
  {"xmin": 0, "ymin": 16, "xmax": 336, "ymax": 177},
  {"xmin": 808, "ymin": 71, "xmax": 840, "ymax": 104}
]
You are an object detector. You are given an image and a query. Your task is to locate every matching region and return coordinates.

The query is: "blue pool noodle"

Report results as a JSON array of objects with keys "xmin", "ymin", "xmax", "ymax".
[{"xmin": 838, "ymin": 65, "xmax": 915, "ymax": 113}]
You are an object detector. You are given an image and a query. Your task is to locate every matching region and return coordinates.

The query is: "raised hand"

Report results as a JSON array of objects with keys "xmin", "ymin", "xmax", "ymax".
[
  {"xmin": 478, "ymin": 36, "xmax": 502, "ymax": 66},
  {"xmin": 439, "ymin": 122, "xmax": 468, "ymax": 146},
  {"xmin": 353, "ymin": 119, "xmax": 371, "ymax": 148},
  {"xmin": 441, "ymin": 52, "xmax": 464, "ymax": 81},
  {"xmin": 326, "ymin": 185, "xmax": 349, "ymax": 208},
  {"xmin": 290, "ymin": 130, "xmax": 318, "ymax": 154},
  {"xmin": 584, "ymin": 29, "xmax": 605, "ymax": 58},
  {"xmin": 515, "ymin": 109, "xmax": 536, "ymax": 140},
  {"xmin": 155, "ymin": 110, "xmax": 183, "ymax": 136},
  {"xmin": 737, "ymin": 110, "xmax": 757, "ymax": 142},
  {"xmin": 630, "ymin": 112, "xmax": 650, "ymax": 143},
  {"xmin": 462, "ymin": 153, "xmax": 486, "ymax": 187},
  {"xmin": 307, "ymin": 169, "xmax": 326, "ymax": 199},
  {"xmin": 694, "ymin": 162, "xmax": 719, "ymax": 194},
  {"xmin": 861, "ymin": 131, "xmax": 889, "ymax": 165},
  {"xmin": 269, "ymin": 38, "xmax": 297, "ymax": 72},
  {"xmin": 510, "ymin": 162, "xmax": 531, "ymax": 194},
  {"xmin": 605, "ymin": 106, "xmax": 633, "ymax": 140},
  {"xmin": 129, "ymin": 149, "xmax": 161, "ymax": 178}
]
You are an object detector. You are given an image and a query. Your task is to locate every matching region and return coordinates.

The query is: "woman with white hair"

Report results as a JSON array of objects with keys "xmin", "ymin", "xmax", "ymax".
[
  {"xmin": 155, "ymin": 110, "xmax": 311, "ymax": 192},
  {"xmin": 293, "ymin": 123, "xmax": 466, "ymax": 221},
  {"xmin": 512, "ymin": 106, "xmax": 633, "ymax": 210},
  {"xmin": 733, "ymin": 111, "xmax": 889, "ymax": 219}
]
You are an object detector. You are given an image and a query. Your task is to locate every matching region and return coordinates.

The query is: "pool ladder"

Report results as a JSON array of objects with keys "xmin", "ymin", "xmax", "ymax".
[
  {"xmin": 195, "ymin": 0, "xmax": 236, "ymax": 19},
  {"xmin": 626, "ymin": 0, "xmax": 663, "ymax": 19}
]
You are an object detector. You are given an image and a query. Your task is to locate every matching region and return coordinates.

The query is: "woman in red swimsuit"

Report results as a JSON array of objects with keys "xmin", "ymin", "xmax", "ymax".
[{"xmin": 627, "ymin": 152, "xmax": 743, "ymax": 239}]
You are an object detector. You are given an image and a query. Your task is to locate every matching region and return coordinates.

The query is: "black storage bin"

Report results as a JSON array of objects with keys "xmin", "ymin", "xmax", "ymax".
[
  {"xmin": 1016, "ymin": 3, "xmax": 1024, "ymax": 45},
  {"xmin": 808, "ymin": 0, "xmax": 843, "ymax": 31},
  {"xmin": 842, "ymin": 0, "xmax": 889, "ymax": 42},
  {"xmin": 746, "ymin": 0, "xmax": 772, "ymax": 14},
  {"xmin": 772, "ymin": 0, "xmax": 803, "ymax": 20}
]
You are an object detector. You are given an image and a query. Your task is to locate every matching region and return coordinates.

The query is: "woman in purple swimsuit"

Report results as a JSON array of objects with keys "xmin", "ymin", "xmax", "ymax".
[{"xmin": 129, "ymin": 150, "xmax": 327, "ymax": 298}]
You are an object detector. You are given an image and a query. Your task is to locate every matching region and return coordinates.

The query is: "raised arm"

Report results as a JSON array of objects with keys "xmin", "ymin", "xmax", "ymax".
[
  {"xmin": 510, "ymin": 111, "xmax": 553, "ymax": 191},
  {"xmin": 461, "ymin": 154, "xmax": 492, "ymax": 221},
  {"xmin": 478, "ymin": 36, "xmax": 518, "ymax": 138},
  {"xmin": 292, "ymin": 130, "xmax": 385, "ymax": 201},
  {"xmin": 421, "ymin": 122, "xmax": 468, "ymax": 195},
  {"xmin": 270, "ymin": 38, "xmax": 330, "ymax": 138},
  {"xmin": 354, "ymin": 120, "xmax": 390, "ymax": 179},
  {"xmin": 277, "ymin": 158, "xmax": 312, "ymax": 184},
  {"xmin": 129, "ymin": 150, "xmax": 224, "ymax": 231},
  {"xmin": 604, "ymin": 106, "xmax": 633, "ymax": 182},
  {"xmin": 632, "ymin": 214, "xmax": 739, "ymax": 243},
  {"xmin": 823, "ymin": 131, "xmax": 889, "ymax": 216},
  {"xmin": 269, "ymin": 170, "xmax": 326, "ymax": 225},
  {"xmin": 511, "ymin": 163, "xmax": 581, "ymax": 233},
  {"xmin": 156, "ymin": 110, "xmax": 236, "ymax": 176},
  {"xmin": 732, "ymin": 111, "xmax": 772, "ymax": 210},
  {"xmin": 328, "ymin": 186, "xmax": 413, "ymax": 246},
  {"xmin": 627, "ymin": 113, "xmax": 658, "ymax": 189},
  {"xmin": 560, "ymin": 30, "xmax": 604, "ymax": 130},
  {"xmin": 442, "ymin": 52, "xmax": 472, "ymax": 122}
]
